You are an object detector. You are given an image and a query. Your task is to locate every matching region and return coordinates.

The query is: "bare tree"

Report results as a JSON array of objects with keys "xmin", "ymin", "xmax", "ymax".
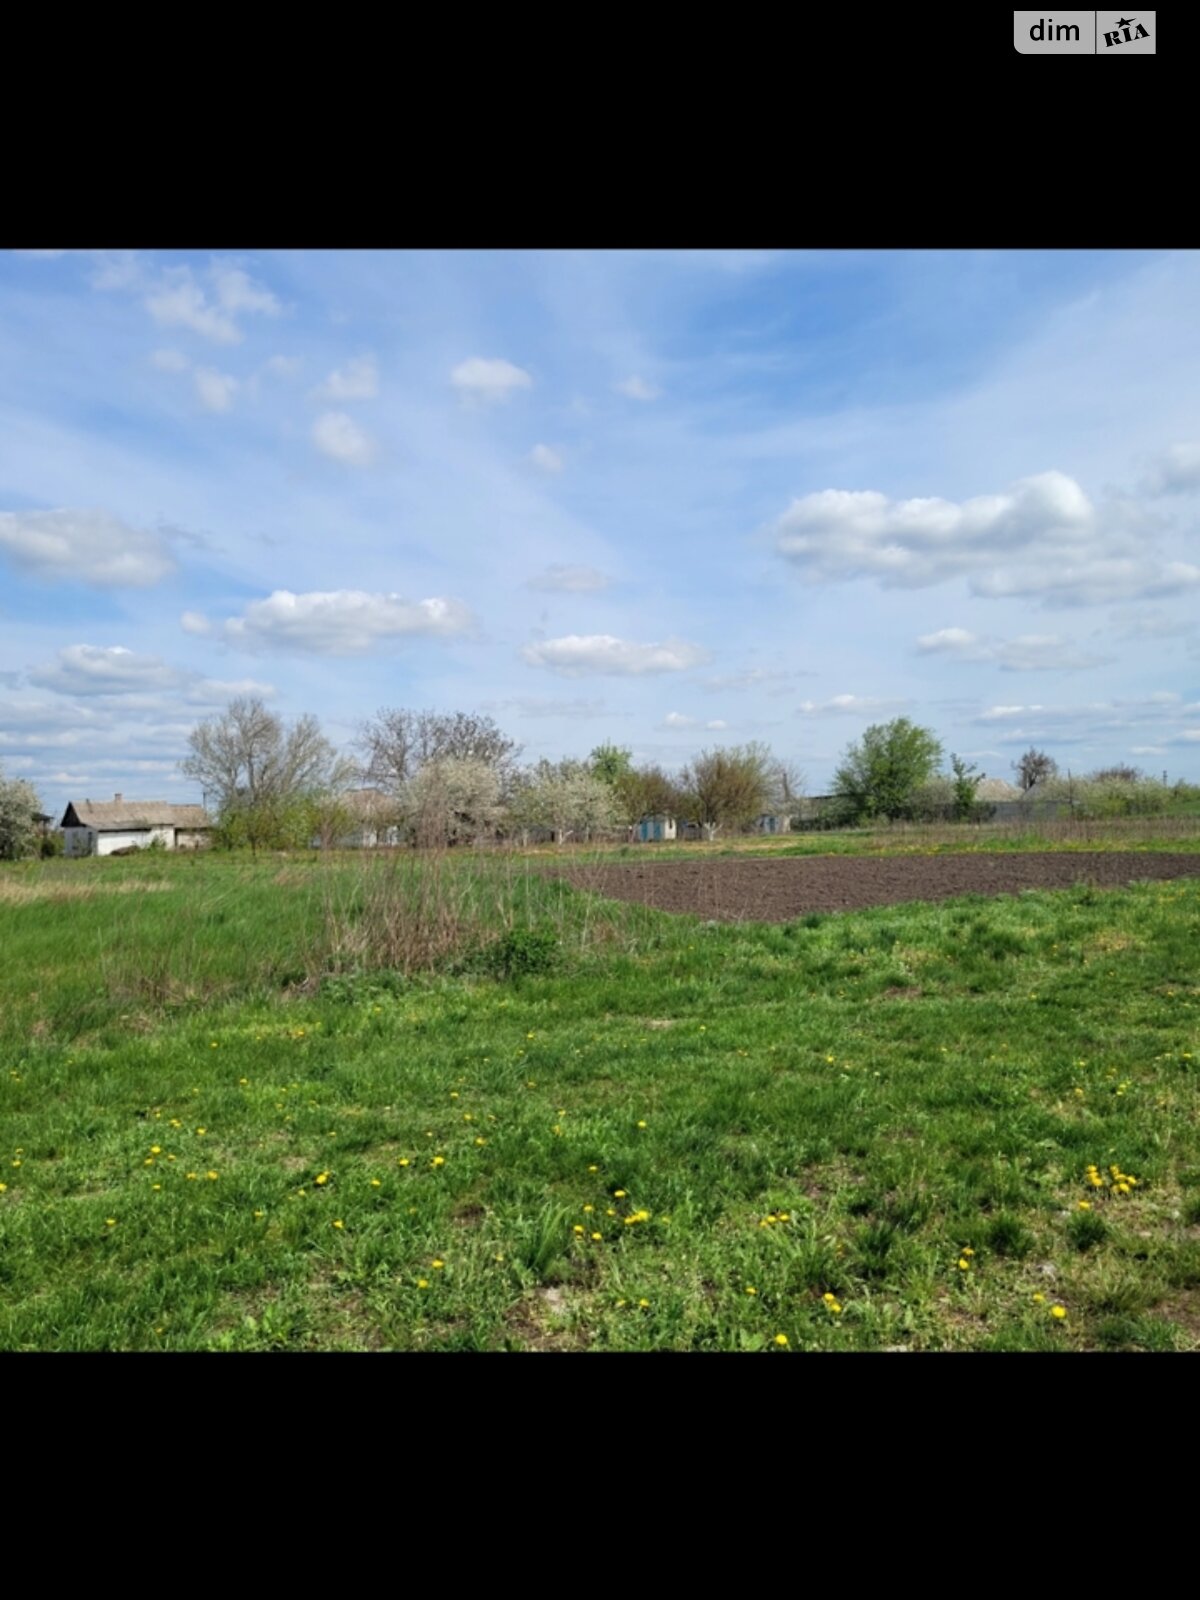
[
  {"xmin": 1013, "ymin": 748, "xmax": 1058, "ymax": 791},
  {"xmin": 678, "ymin": 744, "xmax": 773, "ymax": 838},
  {"xmin": 181, "ymin": 696, "xmax": 353, "ymax": 851},
  {"xmin": 359, "ymin": 708, "xmax": 521, "ymax": 794},
  {"xmin": 767, "ymin": 757, "xmax": 807, "ymax": 814}
]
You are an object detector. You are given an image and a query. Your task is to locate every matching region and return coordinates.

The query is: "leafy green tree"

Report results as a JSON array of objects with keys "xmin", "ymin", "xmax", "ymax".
[
  {"xmin": 833, "ymin": 719, "xmax": 944, "ymax": 823},
  {"xmin": 589, "ymin": 742, "xmax": 633, "ymax": 786},
  {"xmin": 613, "ymin": 764, "xmax": 683, "ymax": 826},
  {"xmin": 950, "ymin": 754, "xmax": 984, "ymax": 820}
]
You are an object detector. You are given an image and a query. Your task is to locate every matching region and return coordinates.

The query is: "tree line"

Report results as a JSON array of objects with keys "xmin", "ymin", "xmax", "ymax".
[{"xmin": 0, "ymin": 701, "xmax": 1191, "ymax": 862}]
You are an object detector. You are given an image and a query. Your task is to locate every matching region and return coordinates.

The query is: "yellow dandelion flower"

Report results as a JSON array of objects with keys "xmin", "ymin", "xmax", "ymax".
[
  {"xmin": 0, "ymin": 1182, "xmax": 6, "ymax": 1193},
  {"xmin": 150, "ymin": 1146, "xmax": 161, "ymax": 1155},
  {"xmin": 573, "ymin": 1224, "xmax": 585, "ymax": 1235},
  {"xmin": 614, "ymin": 1189, "xmax": 627, "ymax": 1198},
  {"xmin": 746, "ymin": 1286, "xmax": 758, "ymax": 1296},
  {"xmin": 254, "ymin": 1210, "xmax": 264, "ymax": 1218},
  {"xmin": 637, "ymin": 1120, "xmax": 647, "ymax": 1129},
  {"xmin": 1078, "ymin": 1200, "xmax": 1092, "ymax": 1210},
  {"xmin": 431, "ymin": 1155, "xmax": 445, "ymax": 1167},
  {"xmin": 1052, "ymin": 1305, "xmax": 1067, "ymax": 1320},
  {"xmin": 417, "ymin": 1278, "xmax": 429, "ymax": 1289},
  {"xmin": 591, "ymin": 1232, "xmax": 602, "ymax": 1241},
  {"xmin": 450, "ymin": 1091, "xmax": 459, "ymax": 1099},
  {"xmin": 1032, "ymin": 1292, "xmax": 1045, "ymax": 1303},
  {"xmin": 962, "ymin": 1247, "xmax": 975, "ymax": 1257},
  {"xmin": 432, "ymin": 1259, "xmax": 445, "ymax": 1270},
  {"xmin": 152, "ymin": 1183, "xmax": 162, "ymax": 1191},
  {"xmin": 196, "ymin": 1128, "xmax": 206, "ymax": 1136},
  {"xmin": 206, "ymin": 1171, "xmax": 219, "ymax": 1180},
  {"xmin": 333, "ymin": 1220, "xmax": 344, "ymax": 1229},
  {"xmin": 106, "ymin": 1218, "xmax": 116, "ymax": 1227},
  {"xmin": 186, "ymin": 1172, "xmax": 198, "ymax": 1181},
  {"xmin": 774, "ymin": 1333, "xmax": 789, "ymax": 1347},
  {"xmin": 638, "ymin": 1299, "xmax": 650, "ymax": 1309},
  {"xmin": 370, "ymin": 1178, "xmax": 381, "ymax": 1187},
  {"xmin": 398, "ymin": 1157, "xmax": 410, "ymax": 1167},
  {"xmin": 606, "ymin": 1208, "xmax": 616, "ymax": 1216},
  {"xmin": 588, "ymin": 1165, "xmax": 598, "ymax": 1173},
  {"xmin": 958, "ymin": 1259, "xmax": 971, "ymax": 1271}
]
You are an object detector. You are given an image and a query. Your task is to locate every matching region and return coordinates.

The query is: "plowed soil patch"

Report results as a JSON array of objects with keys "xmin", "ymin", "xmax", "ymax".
[{"xmin": 561, "ymin": 851, "xmax": 1200, "ymax": 923}]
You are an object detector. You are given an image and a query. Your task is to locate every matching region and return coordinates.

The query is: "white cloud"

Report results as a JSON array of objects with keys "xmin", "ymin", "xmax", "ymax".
[
  {"xmin": 312, "ymin": 354, "xmax": 379, "ymax": 403},
  {"xmin": 262, "ymin": 354, "xmax": 301, "ymax": 379},
  {"xmin": 450, "ymin": 357, "xmax": 532, "ymax": 404},
  {"xmin": 916, "ymin": 627, "xmax": 1111, "ymax": 671},
  {"xmin": 0, "ymin": 509, "xmax": 174, "ymax": 587},
  {"xmin": 775, "ymin": 471, "xmax": 1092, "ymax": 587},
  {"xmin": 151, "ymin": 348, "xmax": 189, "ymax": 372},
  {"xmin": 144, "ymin": 262, "xmax": 279, "ymax": 345},
  {"xmin": 186, "ymin": 677, "xmax": 276, "ymax": 704},
  {"xmin": 28, "ymin": 645, "xmax": 184, "ymax": 697},
  {"xmin": 661, "ymin": 712, "xmax": 728, "ymax": 730},
  {"xmin": 796, "ymin": 694, "xmax": 906, "ymax": 717},
  {"xmin": 702, "ymin": 666, "xmax": 811, "ymax": 693},
  {"xmin": 1140, "ymin": 443, "xmax": 1200, "ymax": 496},
  {"xmin": 487, "ymin": 697, "xmax": 617, "ymax": 720},
  {"xmin": 522, "ymin": 634, "xmax": 708, "ymax": 677},
  {"xmin": 772, "ymin": 469, "xmax": 1199, "ymax": 606},
  {"xmin": 194, "ymin": 367, "xmax": 238, "ymax": 413},
  {"xmin": 211, "ymin": 264, "xmax": 281, "ymax": 318},
  {"xmin": 13, "ymin": 248, "xmax": 66, "ymax": 259},
  {"xmin": 311, "ymin": 410, "xmax": 377, "ymax": 466},
  {"xmin": 1106, "ymin": 606, "xmax": 1197, "ymax": 641},
  {"xmin": 222, "ymin": 589, "xmax": 473, "ymax": 655},
  {"xmin": 528, "ymin": 443, "xmax": 564, "ymax": 474},
  {"xmin": 615, "ymin": 375, "xmax": 661, "ymax": 401},
  {"xmin": 180, "ymin": 611, "xmax": 212, "ymax": 636},
  {"xmin": 973, "ymin": 558, "xmax": 1200, "ymax": 607},
  {"xmin": 526, "ymin": 563, "xmax": 611, "ymax": 593}
]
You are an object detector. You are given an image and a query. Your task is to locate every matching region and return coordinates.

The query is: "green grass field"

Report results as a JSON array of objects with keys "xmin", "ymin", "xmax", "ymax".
[{"xmin": 2, "ymin": 837, "xmax": 1199, "ymax": 1351}]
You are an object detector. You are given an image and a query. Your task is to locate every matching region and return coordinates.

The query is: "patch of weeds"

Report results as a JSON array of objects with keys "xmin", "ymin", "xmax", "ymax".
[
  {"xmin": 1095, "ymin": 1314, "xmax": 1178, "ymax": 1352},
  {"xmin": 986, "ymin": 1213, "xmax": 1034, "ymax": 1258},
  {"xmin": 481, "ymin": 926, "xmax": 562, "ymax": 980},
  {"xmin": 1067, "ymin": 1211, "xmax": 1110, "ymax": 1252}
]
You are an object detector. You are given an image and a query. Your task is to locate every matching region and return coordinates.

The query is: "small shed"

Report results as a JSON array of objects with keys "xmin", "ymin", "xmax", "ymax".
[
  {"xmin": 636, "ymin": 813, "xmax": 677, "ymax": 843},
  {"xmin": 60, "ymin": 795, "xmax": 212, "ymax": 856},
  {"xmin": 755, "ymin": 812, "xmax": 792, "ymax": 835}
]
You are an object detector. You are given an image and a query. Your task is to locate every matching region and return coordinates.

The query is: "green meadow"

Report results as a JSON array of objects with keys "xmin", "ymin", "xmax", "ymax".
[{"xmin": 2, "ymin": 838, "xmax": 1198, "ymax": 1352}]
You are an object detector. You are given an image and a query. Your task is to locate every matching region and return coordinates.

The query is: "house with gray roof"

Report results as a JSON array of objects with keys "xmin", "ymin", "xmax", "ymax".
[{"xmin": 59, "ymin": 794, "xmax": 212, "ymax": 856}]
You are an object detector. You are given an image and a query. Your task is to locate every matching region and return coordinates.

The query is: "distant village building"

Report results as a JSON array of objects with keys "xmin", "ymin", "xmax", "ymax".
[
  {"xmin": 314, "ymin": 787, "xmax": 402, "ymax": 848},
  {"xmin": 755, "ymin": 812, "xmax": 792, "ymax": 835},
  {"xmin": 635, "ymin": 813, "xmax": 677, "ymax": 843},
  {"xmin": 59, "ymin": 795, "xmax": 212, "ymax": 857}
]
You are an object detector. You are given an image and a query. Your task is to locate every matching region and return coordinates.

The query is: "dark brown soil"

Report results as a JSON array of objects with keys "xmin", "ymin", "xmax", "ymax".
[{"xmin": 561, "ymin": 851, "xmax": 1200, "ymax": 923}]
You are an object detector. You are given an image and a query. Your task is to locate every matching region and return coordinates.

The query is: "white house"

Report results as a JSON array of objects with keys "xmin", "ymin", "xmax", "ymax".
[{"xmin": 59, "ymin": 795, "xmax": 212, "ymax": 857}]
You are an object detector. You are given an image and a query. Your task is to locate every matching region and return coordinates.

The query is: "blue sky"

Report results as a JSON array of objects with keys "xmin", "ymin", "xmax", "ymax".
[{"xmin": 1, "ymin": 247, "xmax": 1198, "ymax": 816}]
